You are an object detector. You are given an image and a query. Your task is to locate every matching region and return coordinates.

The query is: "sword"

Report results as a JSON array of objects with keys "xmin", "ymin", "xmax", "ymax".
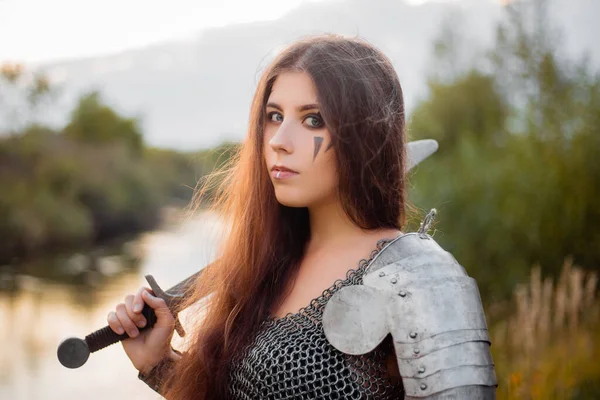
[
  {"xmin": 56, "ymin": 139, "xmax": 438, "ymax": 369},
  {"xmin": 57, "ymin": 270, "xmax": 203, "ymax": 368}
]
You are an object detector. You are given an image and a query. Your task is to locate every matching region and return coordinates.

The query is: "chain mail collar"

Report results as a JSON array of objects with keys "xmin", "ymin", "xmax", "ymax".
[{"xmin": 228, "ymin": 236, "xmax": 404, "ymax": 399}]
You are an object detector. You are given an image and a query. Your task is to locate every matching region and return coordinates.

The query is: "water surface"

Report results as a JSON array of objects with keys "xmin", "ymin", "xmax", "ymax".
[{"xmin": 0, "ymin": 211, "xmax": 222, "ymax": 399}]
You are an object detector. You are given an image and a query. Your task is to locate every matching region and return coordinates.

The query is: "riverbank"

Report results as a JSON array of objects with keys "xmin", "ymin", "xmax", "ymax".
[
  {"xmin": 0, "ymin": 121, "xmax": 237, "ymax": 266},
  {"xmin": 0, "ymin": 205, "xmax": 202, "ymax": 291}
]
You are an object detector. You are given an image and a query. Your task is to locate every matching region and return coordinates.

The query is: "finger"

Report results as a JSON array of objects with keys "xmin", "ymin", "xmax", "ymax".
[
  {"xmin": 142, "ymin": 291, "xmax": 175, "ymax": 328},
  {"xmin": 116, "ymin": 303, "xmax": 139, "ymax": 338},
  {"xmin": 107, "ymin": 311, "xmax": 125, "ymax": 335},
  {"xmin": 133, "ymin": 286, "xmax": 150, "ymax": 313},
  {"xmin": 124, "ymin": 294, "xmax": 147, "ymax": 329}
]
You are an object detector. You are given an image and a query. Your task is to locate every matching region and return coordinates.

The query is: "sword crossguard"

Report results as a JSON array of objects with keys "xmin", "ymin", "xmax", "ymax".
[
  {"xmin": 59, "ymin": 270, "xmax": 202, "ymax": 369},
  {"xmin": 145, "ymin": 274, "xmax": 186, "ymax": 337}
]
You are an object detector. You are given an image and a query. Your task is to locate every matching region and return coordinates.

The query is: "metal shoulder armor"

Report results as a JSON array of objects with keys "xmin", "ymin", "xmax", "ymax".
[{"xmin": 323, "ymin": 217, "xmax": 497, "ymax": 399}]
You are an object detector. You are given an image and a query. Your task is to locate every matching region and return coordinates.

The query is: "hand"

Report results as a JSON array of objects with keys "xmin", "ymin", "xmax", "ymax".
[{"xmin": 107, "ymin": 286, "xmax": 176, "ymax": 374}]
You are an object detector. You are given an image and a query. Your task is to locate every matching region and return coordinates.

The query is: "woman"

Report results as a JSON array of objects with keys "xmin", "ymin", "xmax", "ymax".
[{"xmin": 107, "ymin": 34, "xmax": 496, "ymax": 399}]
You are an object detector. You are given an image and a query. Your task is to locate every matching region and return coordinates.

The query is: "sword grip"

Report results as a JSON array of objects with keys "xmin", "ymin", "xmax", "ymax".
[
  {"xmin": 59, "ymin": 272, "xmax": 201, "ymax": 369},
  {"xmin": 86, "ymin": 302, "xmax": 158, "ymax": 352}
]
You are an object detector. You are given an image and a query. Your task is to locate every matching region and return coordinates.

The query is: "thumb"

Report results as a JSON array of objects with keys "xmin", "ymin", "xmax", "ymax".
[{"xmin": 142, "ymin": 290, "xmax": 175, "ymax": 328}]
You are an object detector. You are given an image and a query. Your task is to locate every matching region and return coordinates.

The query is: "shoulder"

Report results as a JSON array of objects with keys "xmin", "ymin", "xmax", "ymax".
[
  {"xmin": 365, "ymin": 231, "xmax": 468, "ymax": 283},
  {"xmin": 323, "ymin": 230, "xmax": 489, "ymax": 356},
  {"xmin": 322, "ymin": 231, "xmax": 497, "ymax": 397}
]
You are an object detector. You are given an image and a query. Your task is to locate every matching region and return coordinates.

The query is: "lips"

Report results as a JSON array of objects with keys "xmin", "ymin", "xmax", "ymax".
[
  {"xmin": 271, "ymin": 165, "xmax": 298, "ymax": 173},
  {"xmin": 271, "ymin": 165, "xmax": 299, "ymax": 180}
]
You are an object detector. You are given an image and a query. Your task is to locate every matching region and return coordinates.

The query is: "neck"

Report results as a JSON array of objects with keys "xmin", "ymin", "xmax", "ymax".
[{"xmin": 307, "ymin": 196, "xmax": 401, "ymax": 251}]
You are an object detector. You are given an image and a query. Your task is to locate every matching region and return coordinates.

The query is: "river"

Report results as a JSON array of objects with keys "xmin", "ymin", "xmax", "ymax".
[{"xmin": 0, "ymin": 210, "xmax": 223, "ymax": 400}]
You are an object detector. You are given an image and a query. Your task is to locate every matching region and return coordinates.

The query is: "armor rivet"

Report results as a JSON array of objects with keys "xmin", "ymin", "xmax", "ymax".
[
  {"xmin": 413, "ymin": 348, "xmax": 420, "ymax": 355},
  {"xmin": 379, "ymin": 271, "xmax": 385, "ymax": 277},
  {"xmin": 391, "ymin": 278, "xmax": 397, "ymax": 284},
  {"xmin": 410, "ymin": 332, "xmax": 417, "ymax": 339},
  {"xmin": 420, "ymin": 383, "xmax": 427, "ymax": 390},
  {"xmin": 399, "ymin": 291, "xmax": 406, "ymax": 297},
  {"xmin": 418, "ymin": 366, "xmax": 426, "ymax": 374}
]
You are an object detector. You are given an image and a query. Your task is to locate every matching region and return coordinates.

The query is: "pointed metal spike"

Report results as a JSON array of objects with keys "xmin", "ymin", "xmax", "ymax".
[{"xmin": 406, "ymin": 139, "xmax": 439, "ymax": 171}]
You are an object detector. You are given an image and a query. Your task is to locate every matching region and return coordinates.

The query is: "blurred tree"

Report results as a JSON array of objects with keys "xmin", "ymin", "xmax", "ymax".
[
  {"xmin": 409, "ymin": 70, "xmax": 509, "ymax": 151},
  {"xmin": 0, "ymin": 63, "xmax": 54, "ymax": 134},
  {"xmin": 0, "ymin": 67, "xmax": 229, "ymax": 263},
  {"xmin": 429, "ymin": 11, "xmax": 478, "ymax": 85},
  {"xmin": 63, "ymin": 91, "xmax": 143, "ymax": 153},
  {"xmin": 408, "ymin": 0, "xmax": 600, "ymax": 301}
]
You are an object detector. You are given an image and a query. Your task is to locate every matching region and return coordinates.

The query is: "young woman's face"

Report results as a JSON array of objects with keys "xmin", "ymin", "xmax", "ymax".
[{"xmin": 263, "ymin": 71, "xmax": 338, "ymax": 208}]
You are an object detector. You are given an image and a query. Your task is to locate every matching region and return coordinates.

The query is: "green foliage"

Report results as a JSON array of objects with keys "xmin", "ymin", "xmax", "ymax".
[
  {"xmin": 63, "ymin": 91, "xmax": 143, "ymax": 153},
  {"xmin": 0, "ymin": 82, "xmax": 236, "ymax": 263},
  {"xmin": 143, "ymin": 141, "xmax": 240, "ymax": 206},
  {"xmin": 409, "ymin": 70, "xmax": 509, "ymax": 150},
  {"xmin": 407, "ymin": 0, "xmax": 600, "ymax": 301}
]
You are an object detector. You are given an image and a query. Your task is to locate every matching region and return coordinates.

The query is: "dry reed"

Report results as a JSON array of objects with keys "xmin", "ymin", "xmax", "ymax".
[{"xmin": 490, "ymin": 258, "xmax": 600, "ymax": 399}]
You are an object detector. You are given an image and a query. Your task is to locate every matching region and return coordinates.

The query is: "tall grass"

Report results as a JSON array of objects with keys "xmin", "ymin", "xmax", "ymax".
[{"xmin": 490, "ymin": 259, "xmax": 600, "ymax": 399}]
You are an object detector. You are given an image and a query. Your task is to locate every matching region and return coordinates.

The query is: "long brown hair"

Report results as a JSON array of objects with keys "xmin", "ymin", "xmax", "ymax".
[{"xmin": 162, "ymin": 34, "xmax": 408, "ymax": 399}]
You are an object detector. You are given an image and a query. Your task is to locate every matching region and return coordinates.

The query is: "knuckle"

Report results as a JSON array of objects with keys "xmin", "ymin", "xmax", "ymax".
[
  {"xmin": 134, "ymin": 292, "xmax": 143, "ymax": 303},
  {"xmin": 107, "ymin": 311, "xmax": 116, "ymax": 323},
  {"xmin": 157, "ymin": 309, "xmax": 174, "ymax": 321},
  {"xmin": 124, "ymin": 294, "xmax": 134, "ymax": 303},
  {"xmin": 125, "ymin": 302, "xmax": 136, "ymax": 315},
  {"xmin": 116, "ymin": 310, "xmax": 132, "ymax": 325},
  {"xmin": 119, "ymin": 310, "xmax": 132, "ymax": 322},
  {"xmin": 156, "ymin": 298, "xmax": 167, "ymax": 307}
]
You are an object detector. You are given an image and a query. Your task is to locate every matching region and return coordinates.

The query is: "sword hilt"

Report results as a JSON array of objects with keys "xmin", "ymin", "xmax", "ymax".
[{"xmin": 57, "ymin": 274, "xmax": 185, "ymax": 369}]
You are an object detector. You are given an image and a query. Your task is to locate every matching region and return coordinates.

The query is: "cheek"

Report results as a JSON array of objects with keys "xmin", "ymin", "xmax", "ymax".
[
  {"xmin": 276, "ymin": 152, "xmax": 338, "ymax": 207},
  {"xmin": 301, "ymin": 134, "xmax": 338, "ymax": 193},
  {"xmin": 315, "ymin": 156, "xmax": 338, "ymax": 195}
]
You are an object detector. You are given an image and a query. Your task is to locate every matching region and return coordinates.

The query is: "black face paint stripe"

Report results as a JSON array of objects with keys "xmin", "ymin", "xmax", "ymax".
[
  {"xmin": 313, "ymin": 136, "xmax": 323, "ymax": 162},
  {"xmin": 325, "ymin": 141, "xmax": 333, "ymax": 152}
]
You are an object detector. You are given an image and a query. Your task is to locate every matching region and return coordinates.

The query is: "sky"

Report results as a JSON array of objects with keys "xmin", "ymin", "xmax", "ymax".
[{"xmin": 0, "ymin": 0, "xmax": 458, "ymax": 64}]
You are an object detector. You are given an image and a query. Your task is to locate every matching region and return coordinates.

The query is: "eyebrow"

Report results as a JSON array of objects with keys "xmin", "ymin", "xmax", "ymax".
[{"xmin": 266, "ymin": 102, "xmax": 320, "ymax": 113}]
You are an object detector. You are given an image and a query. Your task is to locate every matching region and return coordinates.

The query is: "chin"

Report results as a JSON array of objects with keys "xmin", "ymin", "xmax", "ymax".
[
  {"xmin": 275, "ymin": 196, "xmax": 308, "ymax": 208},
  {"xmin": 273, "ymin": 189, "xmax": 310, "ymax": 208}
]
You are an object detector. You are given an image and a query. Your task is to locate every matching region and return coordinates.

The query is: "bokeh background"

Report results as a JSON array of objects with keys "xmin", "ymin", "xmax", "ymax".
[{"xmin": 1, "ymin": 0, "xmax": 599, "ymax": 398}]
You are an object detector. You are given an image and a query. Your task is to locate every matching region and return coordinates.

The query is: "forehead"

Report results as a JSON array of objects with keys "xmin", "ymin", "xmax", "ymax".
[{"xmin": 268, "ymin": 71, "xmax": 318, "ymax": 105}]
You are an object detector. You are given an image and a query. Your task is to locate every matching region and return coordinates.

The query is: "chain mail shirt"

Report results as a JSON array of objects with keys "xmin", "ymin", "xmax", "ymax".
[{"xmin": 228, "ymin": 238, "xmax": 405, "ymax": 399}]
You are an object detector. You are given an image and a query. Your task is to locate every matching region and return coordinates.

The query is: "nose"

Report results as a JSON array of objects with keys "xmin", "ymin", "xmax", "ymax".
[{"xmin": 268, "ymin": 121, "xmax": 294, "ymax": 154}]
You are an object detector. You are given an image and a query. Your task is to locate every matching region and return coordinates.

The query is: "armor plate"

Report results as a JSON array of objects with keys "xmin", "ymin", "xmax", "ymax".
[{"xmin": 323, "ymin": 231, "xmax": 497, "ymax": 399}]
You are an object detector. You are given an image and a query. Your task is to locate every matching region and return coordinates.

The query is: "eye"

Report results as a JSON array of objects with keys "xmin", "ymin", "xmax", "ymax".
[
  {"xmin": 267, "ymin": 111, "xmax": 283, "ymax": 123},
  {"xmin": 304, "ymin": 114, "xmax": 324, "ymax": 129}
]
